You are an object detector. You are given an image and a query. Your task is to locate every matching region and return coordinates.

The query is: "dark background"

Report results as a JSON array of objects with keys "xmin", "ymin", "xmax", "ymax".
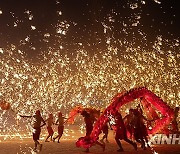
[{"xmin": 0, "ymin": 0, "xmax": 179, "ymax": 60}]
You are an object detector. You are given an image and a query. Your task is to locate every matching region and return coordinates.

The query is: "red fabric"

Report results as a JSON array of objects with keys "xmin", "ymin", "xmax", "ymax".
[
  {"xmin": 67, "ymin": 106, "xmax": 82, "ymax": 124},
  {"xmin": 141, "ymin": 98, "xmax": 159, "ymax": 120},
  {"xmin": 58, "ymin": 126, "xmax": 64, "ymax": 136},
  {"xmin": 47, "ymin": 126, "xmax": 54, "ymax": 135}
]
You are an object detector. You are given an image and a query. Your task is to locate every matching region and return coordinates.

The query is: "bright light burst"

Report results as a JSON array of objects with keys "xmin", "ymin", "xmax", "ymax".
[{"xmin": 0, "ymin": 0, "xmax": 179, "ymax": 141}]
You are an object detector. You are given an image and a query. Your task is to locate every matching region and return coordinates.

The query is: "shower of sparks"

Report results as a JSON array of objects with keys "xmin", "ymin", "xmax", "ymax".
[
  {"xmin": 0, "ymin": 40, "xmax": 179, "ymax": 138},
  {"xmin": 0, "ymin": 0, "xmax": 179, "ymax": 142}
]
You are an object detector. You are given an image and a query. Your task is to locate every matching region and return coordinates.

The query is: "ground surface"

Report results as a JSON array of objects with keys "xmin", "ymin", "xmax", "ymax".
[
  {"xmin": 1, "ymin": 140, "xmax": 180, "ymax": 154},
  {"xmin": 0, "ymin": 130, "xmax": 180, "ymax": 154}
]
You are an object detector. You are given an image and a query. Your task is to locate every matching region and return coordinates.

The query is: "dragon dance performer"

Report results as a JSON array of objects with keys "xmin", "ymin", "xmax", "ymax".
[
  {"xmin": 132, "ymin": 108, "xmax": 152, "ymax": 150},
  {"xmin": 20, "ymin": 110, "xmax": 46, "ymax": 152},
  {"xmin": 111, "ymin": 110, "xmax": 137, "ymax": 152},
  {"xmin": 45, "ymin": 113, "xmax": 54, "ymax": 142},
  {"xmin": 123, "ymin": 109, "xmax": 135, "ymax": 140},
  {"xmin": 80, "ymin": 110, "xmax": 105, "ymax": 153},
  {"xmin": 100, "ymin": 123, "xmax": 109, "ymax": 143},
  {"xmin": 53, "ymin": 112, "xmax": 65, "ymax": 143}
]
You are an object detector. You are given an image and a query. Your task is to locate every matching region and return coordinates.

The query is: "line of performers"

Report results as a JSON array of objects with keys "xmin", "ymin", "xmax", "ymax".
[
  {"xmin": 77, "ymin": 106, "xmax": 148, "ymax": 152},
  {"xmin": 20, "ymin": 105, "xmax": 179, "ymax": 152},
  {"xmin": 20, "ymin": 111, "xmax": 65, "ymax": 152}
]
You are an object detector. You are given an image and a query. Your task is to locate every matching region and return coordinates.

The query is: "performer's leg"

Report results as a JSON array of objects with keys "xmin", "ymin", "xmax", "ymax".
[
  {"xmin": 96, "ymin": 141, "xmax": 105, "ymax": 151},
  {"xmin": 124, "ymin": 137, "xmax": 137, "ymax": 150},
  {"xmin": 45, "ymin": 135, "xmax": 50, "ymax": 142},
  {"xmin": 34, "ymin": 140, "xmax": 39, "ymax": 150},
  {"xmin": 115, "ymin": 136, "xmax": 124, "ymax": 152},
  {"xmin": 57, "ymin": 126, "xmax": 64, "ymax": 143}
]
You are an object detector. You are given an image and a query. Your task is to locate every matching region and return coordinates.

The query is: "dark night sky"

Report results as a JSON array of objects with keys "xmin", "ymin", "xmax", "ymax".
[{"xmin": 0, "ymin": 0, "xmax": 179, "ymax": 60}]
